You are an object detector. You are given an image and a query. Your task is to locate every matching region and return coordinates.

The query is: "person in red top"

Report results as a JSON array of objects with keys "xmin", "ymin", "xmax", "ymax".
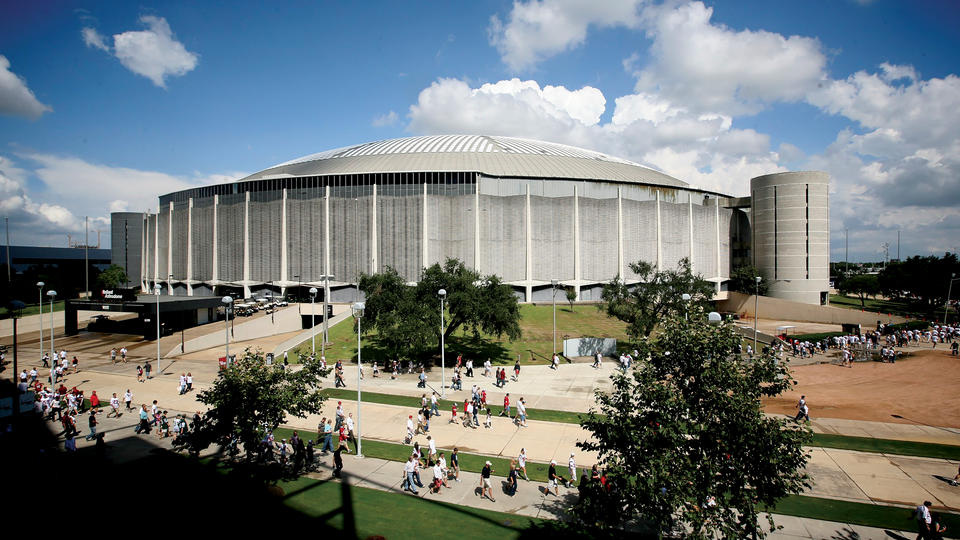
[
  {"xmin": 501, "ymin": 393, "xmax": 511, "ymax": 417},
  {"xmin": 90, "ymin": 391, "xmax": 100, "ymax": 410},
  {"xmin": 338, "ymin": 424, "xmax": 349, "ymax": 451},
  {"xmin": 481, "ymin": 389, "xmax": 487, "ymax": 407},
  {"xmin": 450, "ymin": 403, "xmax": 458, "ymax": 424}
]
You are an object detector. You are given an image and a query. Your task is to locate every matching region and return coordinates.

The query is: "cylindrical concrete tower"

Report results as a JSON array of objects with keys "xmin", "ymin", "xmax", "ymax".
[{"xmin": 751, "ymin": 171, "xmax": 830, "ymax": 305}]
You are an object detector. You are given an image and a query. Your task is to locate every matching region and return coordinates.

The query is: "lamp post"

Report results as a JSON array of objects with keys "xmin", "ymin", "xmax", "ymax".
[
  {"xmin": 945, "ymin": 273, "xmax": 960, "ymax": 325},
  {"xmin": 352, "ymin": 301, "xmax": 365, "ymax": 458},
  {"xmin": 222, "ymin": 296, "xmax": 233, "ymax": 363},
  {"xmin": 681, "ymin": 293, "xmax": 691, "ymax": 321},
  {"xmin": 294, "ymin": 274, "xmax": 301, "ymax": 314},
  {"xmin": 154, "ymin": 283, "xmax": 162, "ymax": 366},
  {"xmin": 551, "ymin": 279, "xmax": 558, "ymax": 356},
  {"xmin": 266, "ymin": 292, "xmax": 274, "ymax": 325},
  {"xmin": 47, "ymin": 290, "xmax": 57, "ymax": 360},
  {"xmin": 438, "ymin": 288, "xmax": 446, "ymax": 398},
  {"xmin": 37, "ymin": 281, "xmax": 44, "ymax": 362},
  {"xmin": 754, "ymin": 276, "xmax": 762, "ymax": 355},
  {"xmin": 321, "ymin": 274, "xmax": 334, "ymax": 359},
  {"xmin": 9, "ymin": 300, "xmax": 24, "ymax": 386},
  {"xmin": 309, "ymin": 287, "xmax": 318, "ymax": 355}
]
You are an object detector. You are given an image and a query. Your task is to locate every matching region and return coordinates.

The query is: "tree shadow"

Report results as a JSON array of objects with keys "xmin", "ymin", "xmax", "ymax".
[{"xmin": 830, "ymin": 528, "xmax": 861, "ymax": 539}]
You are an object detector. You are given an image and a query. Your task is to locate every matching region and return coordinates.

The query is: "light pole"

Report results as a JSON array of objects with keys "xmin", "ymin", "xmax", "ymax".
[
  {"xmin": 321, "ymin": 274, "xmax": 334, "ymax": 359},
  {"xmin": 551, "ymin": 279, "xmax": 558, "ymax": 356},
  {"xmin": 294, "ymin": 274, "xmax": 301, "ymax": 314},
  {"xmin": 754, "ymin": 276, "xmax": 762, "ymax": 355},
  {"xmin": 266, "ymin": 292, "xmax": 274, "ymax": 324},
  {"xmin": 309, "ymin": 287, "xmax": 318, "ymax": 355},
  {"xmin": 47, "ymin": 290, "xmax": 57, "ymax": 360},
  {"xmin": 945, "ymin": 273, "xmax": 960, "ymax": 325},
  {"xmin": 37, "ymin": 281, "xmax": 44, "ymax": 362},
  {"xmin": 154, "ymin": 283, "xmax": 162, "ymax": 366},
  {"xmin": 681, "ymin": 293, "xmax": 691, "ymax": 321},
  {"xmin": 9, "ymin": 300, "xmax": 24, "ymax": 385},
  {"xmin": 222, "ymin": 296, "xmax": 233, "ymax": 363},
  {"xmin": 438, "ymin": 288, "xmax": 446, "ymax": 398},
  {"xmin": 352, "ymin": 301, "xmax": 365, "ymax": 458}
]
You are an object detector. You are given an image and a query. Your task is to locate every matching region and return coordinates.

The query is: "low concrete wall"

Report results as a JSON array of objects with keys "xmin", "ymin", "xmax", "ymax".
[
  {"xmin": 720, "ymin": 292, "xmax": 907, "ymax": 327},
  {"xmin": 563, "ymin": 337, "xmax": 616, "ymax": 358}
]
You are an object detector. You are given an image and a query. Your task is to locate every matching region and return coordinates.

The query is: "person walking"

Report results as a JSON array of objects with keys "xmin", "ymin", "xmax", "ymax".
[
  {"xmin": 321, "ymin": 418, "xmax": 334, "ymax": 455},
  {"xmin": 517, "ymin": 448, "xmax": 529, "ymax": 480},
  {"xmin": 501, "ymin": 393, "xmax": 511, "ymax": 417},
  {"xmin": 107, "ymin": 393, "xmax": 121, "ymax": 418},
  {"xmin": 136, "ymin": 365, "xmax": 144, "ymax": 383},
  {"xmin": 480, "ymin": 460, "xmax": 495, "ymax": 502},
  {"xmin": 794, "ymin": 395, "xmax": 810, "ymax": 422},
  {"xmin": 568, "ymin": 452, "xmax": 577, "ymax": 487},
  {"xmin": 513, "ymin": 359, "xmax": 521, "ymax": 381},
  {"xmin": 915, "ymin": 500, "xmax": 933, "ymax": 539},
  {"xmin": 124, "ymin": 389, "xmax": 133, "ymax": 411},
  {"xmin": 451, "ymin": 447, "xmax": 461, "ymax": 482},
  {"xmin": 402, "ymin": 455, "xmax": 422, "ymax": 493},
  {"xmin": 430, "ymin": 392, "xmax": 440, "ymax": 417},
  {"xmin": 332, "ymin": 443, "xmax": 344, "ymax": 479},
  {"xmin": 110, "ymin": 348, "xmax": 117, "ymax": 364},
  {"xmin": 144, "ymin": 361, "xmax": 152, "ymax": 380},
  {"xmin": 547, "ymin": 460, "xmax": 561, "ymax": 496},
  {"xmin": 84, "ymin": 410, "xmax": 98, "ymax": 441}
]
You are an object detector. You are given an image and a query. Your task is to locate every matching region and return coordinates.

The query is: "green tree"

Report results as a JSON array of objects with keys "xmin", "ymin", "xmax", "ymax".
[
  {"xmin": 565, "ymin": 286, "xmax": 576, "ymax": 312},
  {"xmin": 359, "ymin": 258, "xmax": 522, "ymax": 359},
  {"xmin": 838, "ymin": 273, "xmax": 879, "ymax": 309},
  {"xmin": 728, "ymin": 264, "xmax": 768, "ymax": 296},
  {"xmin": 600, "ymin": 258, "xmax": 715, "ymax": 340},
  {"xmin": 877, "ymin": 253, "xmax": 960, "ymax": 312},
  {"xmin": 574, "ymin": 306, "xmax": 810, "ymax": 538},
  {"xmin": 174, "ymin": 348, "xmax": 328, "ymax": 482},
  {"xmin": 97, "ymin": 264, "xmax": 129, "ymax": 289}
]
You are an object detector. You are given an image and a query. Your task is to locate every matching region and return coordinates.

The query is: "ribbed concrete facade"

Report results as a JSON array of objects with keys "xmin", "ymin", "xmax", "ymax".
[{"xmin": 751, "ymin": 171, "xmax": 830, "ymax": 304}]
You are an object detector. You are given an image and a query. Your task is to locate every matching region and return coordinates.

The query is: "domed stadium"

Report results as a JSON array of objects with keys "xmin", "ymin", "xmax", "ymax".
[{"xmin": 112, "ymin": 135, "xmax": 829, "ymax": 304}]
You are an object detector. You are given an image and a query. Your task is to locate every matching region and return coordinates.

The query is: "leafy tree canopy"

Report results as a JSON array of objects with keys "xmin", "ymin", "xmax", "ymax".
[
  {"xmin": 574, "ymin": 306, "xmax": 810, "ymax": 538},
  {"xmin": 174, "ymin": 348, "xmax": 328, "ymax": 482},
  {"xmin": 600, "ymin": 258, "xmax": 715, "ymax": 340},
  {"xmin": 359, "ymin": 258, "xmax": 521, "ymax": 360},
  {"xmin": 565, "ymin": 286, "xmax": 577, "ymax": 311},
  {"xmin": 728, "ymin": 264, "xmax": 768, "ymax": 296},
  {"xmin": 877, "ymin": 253, "xmax": 960, "ymax": 312},
  {"xmin": 838, "ymin": 273, "xmax": 879, "ymax": 308},
  {"xmin": 97, "ymin": 264, "xmax": 129, "ymax": 289}
]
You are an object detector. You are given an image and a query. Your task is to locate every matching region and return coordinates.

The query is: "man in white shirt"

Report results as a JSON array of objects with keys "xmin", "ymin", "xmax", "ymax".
[
  {"xmin": 552, "ymin": 353, "xmax": 559, "ymax": 370},
  {"xmin": 915, "ymin": 500, "xmax": 932, "ymax": 538},
  {"xmin": 427, "ymin": 435, "xmax": 437, "ymax": 461},
  {"xmin": 108, "ymin": 393, "xmax": 121, "ymax": 418},
  {"xmin": 568, "ymin": 453, "xmax": 577, "ymax": 487},
  {"xmin": 406, "ymin": 415, "xmax": 415, "ymax": 443}
]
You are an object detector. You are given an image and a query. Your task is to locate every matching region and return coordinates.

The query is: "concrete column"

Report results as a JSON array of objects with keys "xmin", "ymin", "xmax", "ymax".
[
  {"xmin": 325, "ymin": 185, "xmax": 330, "ymax": 290},
  {"xmin": 154, "ymin": 205, "xmax": 159, "ymax": 289},
  {"xmin": 280, "ymin": 188, "xmax": 288, "ymax": 285},
  {"xmin": 525, "ymin": 184, "xmax": 532, "ymax": 302},
  {"xmin": 141, "ymin": 213, "xmax": 148, "ymax": 292},
  {"xmin": 715, "ymin": 200, "xmax": 721, "ymax": 293},
  {"xmin": 186, "ymin": 198, "xmax": 194, "ymax": 296},
  {"xmin": 371, "ymin": 183, "xmax": 378, "ymax": 273},
  {"xmin": 212, "ymin": 194, "xmax": 219, "ymax": 284},
  {"xmin": 243, "ymin": 191, "xmax": 251, "ymax": 298},
  {"xmin": 422, "ymin": 183, "xmax": 428, "ymax": 275},
  {"xmin": 688, "ymin": 197, "xmax": 694, "ymax": 271},
  {"xmin": 656, "ymin": 191, "xmax": 662, "ymax": 272},
  {"xmin": 167, "ymin": 201, "xmax": 173, "ymax": 294},
  {"xmin": 474, "ymin": 177, "xmax": 481, "ymax": 273},
  {"xmin": 617, "ymin": 187, "xmax": 624, "ymax": 279},
  {"xmin": 573, "ymin": 185, "xmax": 581, "ymax": 300}
]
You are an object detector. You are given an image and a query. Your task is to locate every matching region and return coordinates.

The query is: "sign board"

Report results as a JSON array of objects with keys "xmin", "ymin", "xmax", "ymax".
[
  {"xmin": 97, "ymin": 288, "xmax": 139, "ymax": 302},
  {"xmin": 563, "ymin": 337, "xmax": 617, "ymax": 358},
  {"xmin": 19, "ymin": 392, "xmax": 35, "ymax": 413},
  {"xmin": 265, "ymin": 353, "xmax": 274, "ymax": 365},
  {"xmin": 0, "ymin": 397, "xmax": 12, "ymax": 418},
  {"xmin": 219, "ymin": 356, "xmax": 227, "ymax": 370}
]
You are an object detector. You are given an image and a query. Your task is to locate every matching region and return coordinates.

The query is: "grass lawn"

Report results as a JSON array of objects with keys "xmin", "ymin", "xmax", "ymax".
[
  {"xmin": 829, "ymin": 294, "xmax": 930, "ymax": 319},
  {"xmin": 810, "ymin": 433, "xmax": 960, "ymax": 460},
  {"xmin": 289, "ymin": 303, "xmax": 630, "ymax": 366},
  {"xmin": 281, "ymin": 475, "xmax": 542, "ymax": 539},
  {"xmin": 0, "ymin": 300, "xmax": 66, "ymax": 318}
]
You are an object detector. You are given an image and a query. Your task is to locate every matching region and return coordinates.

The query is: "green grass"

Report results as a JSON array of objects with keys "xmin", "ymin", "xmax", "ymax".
[
  {"xmin": 322, "ymin": 388, "xmax": 586, "ymax": 425},
  {"xmin": 792, "ymin": 332, "xmax": 847, "ymax": 342},
  {"xmin": 289, "ymin": 303, "xmax": 630, "ymax": 366},
  {"xmin": 810, "ymin": 433, "xmax": 960, "ymax": 460},
  {"xmin": 280, "ymin": 475, "xmax": 542, "ymax": 538},
  {"xmin": 829, "ymin": 294, "xmax": 931, "ymax": 319},
  {"xmin": 0, "ymin": 300, "xmax": 66, "ymax": 318},
  {"xmin": 773, "ymin": 494, "xmax": 960, "ymax": 534}
]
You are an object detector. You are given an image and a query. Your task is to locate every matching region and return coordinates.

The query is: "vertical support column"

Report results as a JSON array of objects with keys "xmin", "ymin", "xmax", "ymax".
[
  {"xmin": 141, "ymin": 213, "xmax": 148, "ymax": 292},
  {"xmin": 573, "ymin": 185, "xmax": 581, "ymax": 301},
  {"xmin": 167, "ymin": 201, "xmax": 174, "ymax": 294},
  {"xmin": 617, "ymin": 187, "xmax": 624, "ymax": 279},
  {"xmin": 422, "ymin": 182, "xmax": 428, "ymax": 275},
  {"xmin": 242, "ymin": 191, "xmax": 251, "ymax": 299},
  {"xmin": 715, "ymin": 199, "xmax": 722, "ymax": 294},
  {"xmin": 474, "ymin": 176, "xmax": 481, "ymax": 273},
  {"xmin": 371, "ymin": 183, "xmax": 378, "ymax": 273},
  {"xmin": 688, "ymin": 196, "xmax": 694, "ymax": 271},
  {"xmin": 211, "ymin": 194, "xmax": 219, "ymax": 286},
  {"xmin": 324, "ymin": 185, "xmax": 330, "ymax": 298},
  {"xmin": 154, "ymin": 204, "xmax": 159, "ymax": 290},
  {"xmin": 525, "ymin": 184, "xmax": 532, "ymax": 302},
  {"xmin": 280, "ymin": 188, "xmax": 288, "ymax": 285},
  {"xmin": 656, "ymin": 191, "xmax": 662, "ymax": 272},
  {"xmin": 186, "ymin": 198, "xmax": 194, "ymax": 296}
]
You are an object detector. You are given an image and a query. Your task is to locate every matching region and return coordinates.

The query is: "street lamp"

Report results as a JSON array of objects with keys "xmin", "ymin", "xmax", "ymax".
[
  {"xmin": 294, "ymin": 274, "xmax": 301, "ymax": 314},
  {"xmin": 944, "ymin": 273, "xmax": 960, "ymax": 325},
  {"xmin": 37, "ymin": 281, "xmax": 44, "ymax": 363},
  {"xmin": 681, "ymin": 293, "xmax": 691, "ymax": 321},
  {"xmin": 222, "ymin": 296, "xmax": 233, "ymax": 363},
  {"xmin": 46, "ymin": 290, "xmax": 56, "ymax": 360},
  {"xmin": 708, "ymin": 311, "xmax": 722, "ymax": 325},
  {"xmin": 754, "ymin": 276, "xmax": 762, "ymax": 355},
  {"xmin": 551, "ymin": 280, "xmax": 559, "ymax": 356},
  {"xmin": 154, "ymin": 283, "xmax": 162, "ymax": 367},
  {"xmin": 309, "ymin": 287, "xmax": 318, "ymax": 355},
  {"xmin": 352, "ymin": 301, "xmax": 365, "ymax": 458},
  {"xmin": 438, "ymin": 288, "xmax": 447, "ymax": 398},
  {"xmin": 9, "ymin": 300, "xmax": 24, "ymax": 385},
  {"xmin": 321, "ymin": 274, "xmax": 334, "ymax": 359}
]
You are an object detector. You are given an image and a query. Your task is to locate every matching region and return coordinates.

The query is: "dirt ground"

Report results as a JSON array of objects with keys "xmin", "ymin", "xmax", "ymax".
[{"xmin": 764, "ymin": 347, "xmax": 960, "ymax": 428}]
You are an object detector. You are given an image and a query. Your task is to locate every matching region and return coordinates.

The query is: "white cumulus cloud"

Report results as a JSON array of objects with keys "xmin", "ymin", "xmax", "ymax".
[
  {"xmin": 0, "ymin": 55, "xmax": 53, "ymax": 119},
  {"xmin": 489, "ymin": 0, "xmax": 645, "ymax": 71},
  {"xmin": 372, "ymin": 110, "xmax": 399, "ymax": 127},
  {"xmin": 83, "ymin": 16, "xmax": 198, "ymax": 88}
]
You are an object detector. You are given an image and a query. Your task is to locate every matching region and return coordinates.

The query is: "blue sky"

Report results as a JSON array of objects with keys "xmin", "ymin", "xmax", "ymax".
[{"xmin": 0, "ymin": 0, "xmax": 958, "ymax": 261}]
